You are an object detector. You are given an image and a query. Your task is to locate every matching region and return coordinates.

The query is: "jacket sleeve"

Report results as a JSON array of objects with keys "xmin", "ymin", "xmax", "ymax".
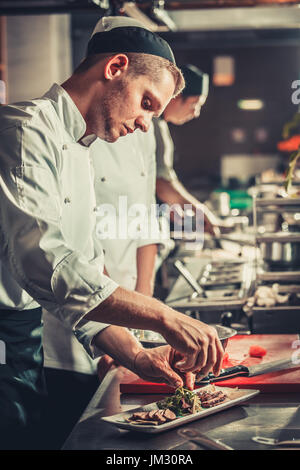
[{"xmin": 0, "ymin": 121, "xmax": 118, "ymax": 357}]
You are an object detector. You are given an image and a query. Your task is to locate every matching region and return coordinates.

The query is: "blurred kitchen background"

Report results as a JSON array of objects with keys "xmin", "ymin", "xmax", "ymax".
[
  {"xmin": 2, "ymin": 1, "xmax": 300, "ymax": 205},
  {"xmin": 2, "ymin": 1, "xmax": 300, "ymax": 334}
]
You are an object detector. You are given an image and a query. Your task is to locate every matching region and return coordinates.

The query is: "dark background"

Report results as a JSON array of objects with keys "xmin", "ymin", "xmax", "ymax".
[{"xmin": 72, "ymin": 14, "xmax": 300, "ymax": 194}]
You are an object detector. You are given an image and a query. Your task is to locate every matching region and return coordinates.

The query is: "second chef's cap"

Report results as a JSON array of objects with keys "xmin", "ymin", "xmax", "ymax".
[
  {"xmin": 180, "ymin": 64, "xmax": 209, "ymax": 98},
  {"xmin": 87, "ymin": 16, "xmax": 175, "ymax": 65}
]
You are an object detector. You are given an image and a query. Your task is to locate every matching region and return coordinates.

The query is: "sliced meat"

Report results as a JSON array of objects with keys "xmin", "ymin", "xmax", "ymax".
[
  {"xmin": 152, "ymin": 410, "xmax": 167, "ymax": 423},
  {"xmin": 131, "ymin": 411, "xmax": 150, "ymax": 420},
  {"xmin": 162, "ymin": 409, "xmax": 177, "ymax": 421},
  {"xmin": 198, "ymin": 390, "xmax": 225, "ymax": 401},
  {"xmin": 148, "ymin": 409, "xmax": 159, "ymax": 419},
  {"xmin": 180, "ymin": 398, "xmax": 191, "ymax": 409},
  {"xmin": 127, "ymin": 418, "xmax": 160, "ymax": 425},
  {"xmin": 201, "ymin": 394, "xmax": 227, "ymax": 408}
]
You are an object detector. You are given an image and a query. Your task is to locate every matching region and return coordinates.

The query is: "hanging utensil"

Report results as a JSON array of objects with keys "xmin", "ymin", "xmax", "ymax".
[{"xmin": 174, "ymin": 259, "xmax": 207, "ymax": 298}]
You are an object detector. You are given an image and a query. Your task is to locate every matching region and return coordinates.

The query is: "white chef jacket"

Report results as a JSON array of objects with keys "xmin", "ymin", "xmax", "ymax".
[
  {"xmin": 93, "ymin": 124, "xmax": 160, "ymax": 289},
  {"xmin": 153, "ymin": 117, "xmax": 178, "ymax": 182},
  {"xmin": 0, "ymin": 83, "xmax": 118, "ymax": 359},
  {"xmin": 42, "ymin": 123, "xmax": 163, "ymax": 374}
]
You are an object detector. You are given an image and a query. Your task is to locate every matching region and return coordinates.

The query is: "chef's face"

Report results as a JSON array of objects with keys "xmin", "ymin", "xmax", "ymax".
[
  {"xmin": 89, "ymin": 66, "xmax": 176, "ymax": 143},
  {"xmin": 163, "ymin": 94, "xmax": 207, "ymax": 125}
]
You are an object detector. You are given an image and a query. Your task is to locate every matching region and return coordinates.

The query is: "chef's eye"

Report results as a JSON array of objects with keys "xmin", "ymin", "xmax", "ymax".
[{"xmin": 142, "ymin": 97, "xmax": 152, "ymax": 110}]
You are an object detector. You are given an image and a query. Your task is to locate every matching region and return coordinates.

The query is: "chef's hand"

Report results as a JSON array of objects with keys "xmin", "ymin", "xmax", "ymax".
[
  {"xmin": 200, "ymin": 205, "xmax": 221, "ymax": 237},
  {"xmin": 133, "ymin": 346, "xmax": 195, "ymax": 390},
  {"xmin": 158, "ymin": 313, "xmax": 224, "ymax": 377},
  {"xmin": 204, "ymin": 213, "xmax": 221, "ymax": 237}
]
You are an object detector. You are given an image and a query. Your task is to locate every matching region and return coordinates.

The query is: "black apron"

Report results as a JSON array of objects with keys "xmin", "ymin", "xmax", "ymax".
[{"xmin": 0, "ymin": 307, "xmax": 47, "ymax": 450}]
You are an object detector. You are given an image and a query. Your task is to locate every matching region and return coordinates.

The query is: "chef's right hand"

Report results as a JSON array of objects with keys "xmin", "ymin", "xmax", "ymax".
[
  {"xmin": 158, "ymin": 310, "xmax": 224, "ymax": 378},
  {"xmin": 133, "ymin": 345, "xmax": 195, "ymax": 390}
]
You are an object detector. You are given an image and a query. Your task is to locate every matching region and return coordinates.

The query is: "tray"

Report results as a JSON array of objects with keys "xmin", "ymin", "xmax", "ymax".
[{"xmin": 101, "ymin": 385, "xmax": 259, "ymax": 434}]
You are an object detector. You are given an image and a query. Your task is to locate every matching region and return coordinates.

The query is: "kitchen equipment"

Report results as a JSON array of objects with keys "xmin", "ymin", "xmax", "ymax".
[
  {"xmin": 256, "ymin": 232, "xmax": 300, "ymax": 269},
  {"xmin": 102, "ymin": 385, "xmax": 259, "ymax": 434},
  {"xmin": 140, "ymin": 324, "xmax": 237, "ymax": 350},
  {"xmin": 252, "ymin": 436, "xmax": 300, "ymax": 447},
  {"xmin": 248, "ymin": 282, "xmax": 300, "ymax": 333},
  {"xmin": 177, "ymin": 428, "xmax": 234, "ymax": 450},
  {"xmin": 173, "ymin": 259, "xmax": 207, "ymax": 298},
  {"xmin": 166, "ymin": 258, "xmax": 255, "ymax": 326},
  {"xmin": 253, "ymin": 195, "xmax": 300, "ymax": 269},
  {"xmin": 196, "ymin": 357, "xmax": 298, "ymax": 385},
  {"xmin": 209, "ymin": 191, "xmax": 231, "ymax": 218}
]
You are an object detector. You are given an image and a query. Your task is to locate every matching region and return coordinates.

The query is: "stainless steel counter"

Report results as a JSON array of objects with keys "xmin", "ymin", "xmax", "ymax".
[{"xmin": 63, "ymin": 367, "xmax": 300, "ymax": 451}]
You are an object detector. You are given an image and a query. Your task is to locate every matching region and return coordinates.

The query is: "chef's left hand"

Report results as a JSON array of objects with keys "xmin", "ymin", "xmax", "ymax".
[
  {"xmin": 203, "ymin": 212, "xmax": 221, "ymax": 237},
  {"xmin": 133, "ymin": 345, "xmax": 195, "ymax": 390}
]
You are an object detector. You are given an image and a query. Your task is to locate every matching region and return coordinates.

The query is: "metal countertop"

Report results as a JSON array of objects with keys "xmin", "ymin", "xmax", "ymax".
[{"xmin": 63, "ymin": 367, "xmax": 300, "ymax": 451}]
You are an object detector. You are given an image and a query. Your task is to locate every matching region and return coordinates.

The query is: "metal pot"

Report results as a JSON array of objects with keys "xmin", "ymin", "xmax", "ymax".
[
  {"xmin": 140, "ymin": 324, "xmax": 237, "ymax": 350},
  {"xmin": 256, "ymin": 233, "xmax": 300, "ymax": 268}
]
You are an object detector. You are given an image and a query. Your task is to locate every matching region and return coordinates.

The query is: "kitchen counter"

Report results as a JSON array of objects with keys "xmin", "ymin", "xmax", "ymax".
[{"xmin": 62, "ymin": 366, "xmax": 300, "ymax": 451}]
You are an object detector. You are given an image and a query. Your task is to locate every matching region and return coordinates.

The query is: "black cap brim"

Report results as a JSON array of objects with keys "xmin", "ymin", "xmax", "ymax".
[{"xmin": 87, "ymin": 26, "xmax": 175, "ymax": 64}]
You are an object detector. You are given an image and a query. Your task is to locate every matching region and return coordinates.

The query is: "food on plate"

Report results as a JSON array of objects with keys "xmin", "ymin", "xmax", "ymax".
[
  {"xmin": 249, "ymin": 345, "xmax": 267, "ymax": 358},
  {"xmin": 126, "ymin": 408, "xmax": 177, "ymax": 425},
  {"xmin": 127, "ymin": 386, "xmax": 228, "ymax": 426},
  {"xmin": 157, "ymin": 387, "xmax": 202, "ymax": 416},
  {"xmin": 197, "ymin": 388, "xmax": 228, "ymax": 408}
]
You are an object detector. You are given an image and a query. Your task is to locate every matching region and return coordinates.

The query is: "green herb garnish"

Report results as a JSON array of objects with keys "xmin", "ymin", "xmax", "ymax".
[{"xmin": 157, "ymin": 387, "xmax": 201, "ymax": 416}]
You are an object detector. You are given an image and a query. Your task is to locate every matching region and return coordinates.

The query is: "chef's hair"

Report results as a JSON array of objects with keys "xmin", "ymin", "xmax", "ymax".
[{"xmin": 74, "ymin": 52, "xmax": 185, "ymax": 98}]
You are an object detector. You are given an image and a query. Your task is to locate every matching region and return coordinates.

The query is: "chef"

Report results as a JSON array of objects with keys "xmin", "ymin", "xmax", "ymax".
[
  {"xmin": 154, "ymin": 64, "xmax": 221, "ymax": 236},
  {"xmin": 42, "ymin": 124, "xmax": 162, "ymax": 448},
  {"xmin": 0, "ymin": 16, "xmax": 223, "ymax": 449}
]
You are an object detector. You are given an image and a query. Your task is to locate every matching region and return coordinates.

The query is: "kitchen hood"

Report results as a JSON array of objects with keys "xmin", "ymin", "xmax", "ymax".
[{"xmin": 1, "ymin": 0, "xmax": 300, "ymax": 33}]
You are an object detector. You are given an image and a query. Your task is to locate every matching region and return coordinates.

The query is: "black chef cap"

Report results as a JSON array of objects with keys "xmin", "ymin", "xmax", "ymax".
[
  {"xmin": 87, "ymin": 16, "xmax": 175, "ymax": 65},
  {"xmin": 181, "ymin": 64, "xmax": 209, "ymax": 97}
]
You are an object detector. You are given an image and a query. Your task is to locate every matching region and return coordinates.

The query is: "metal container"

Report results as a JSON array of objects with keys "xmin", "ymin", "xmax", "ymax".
[
  {"xmin": 256, "ymin": 233, "xmax": 300, "ymax": 268},
  {"xmin": 140, "ymin": 324, "xmax": 237, "ymax": 350}
]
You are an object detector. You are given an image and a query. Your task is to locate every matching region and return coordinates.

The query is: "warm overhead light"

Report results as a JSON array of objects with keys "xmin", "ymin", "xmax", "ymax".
[
  {"xmin": 237, "ymin": 99, "xmax": 264, "ymax": 110},
  {"xmin": 213, "ymin": 56, "xmax": 235, "ymax": 86}
]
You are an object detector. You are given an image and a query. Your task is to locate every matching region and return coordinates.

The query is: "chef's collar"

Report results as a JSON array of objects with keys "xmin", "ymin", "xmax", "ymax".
[
  {"xmin": 43, "ymin": 83, "xmax": 89, "ymax": 144},
  {"xmin": 87, "ymin": 16, "xmax": 175, "ymax": 65},
  {"xmin": 80, "ymin": 134, "xmax": 97, "ymax": 147}
]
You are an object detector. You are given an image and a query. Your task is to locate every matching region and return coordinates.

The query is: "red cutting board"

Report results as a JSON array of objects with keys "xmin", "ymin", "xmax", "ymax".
[{"xmin": 120, "ymin": 334, "xmax": 300, "ymax": 394}]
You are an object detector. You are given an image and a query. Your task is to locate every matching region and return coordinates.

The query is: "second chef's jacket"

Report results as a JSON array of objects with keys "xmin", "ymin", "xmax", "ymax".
[{"xmin": 42, "ymin": 123, "xmax": 161, "ymax": 374}]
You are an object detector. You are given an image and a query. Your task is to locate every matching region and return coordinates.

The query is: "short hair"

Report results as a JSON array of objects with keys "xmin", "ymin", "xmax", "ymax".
[{"xmin": 74, "ymin": 52, "xmax": 185, "ymax": 98}]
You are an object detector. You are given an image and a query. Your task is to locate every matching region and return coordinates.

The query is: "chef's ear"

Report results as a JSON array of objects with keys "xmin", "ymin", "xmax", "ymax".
[{"xmin": 104, "ymin": 54, "xmax": 129, "ymax": 80}]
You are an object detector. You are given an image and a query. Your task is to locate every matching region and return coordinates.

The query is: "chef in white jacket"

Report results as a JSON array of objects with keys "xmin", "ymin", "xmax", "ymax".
[
  {"xmin": 0, "ymin": 16, "xmax": 223, "ymax": 450},
  {"xmin": 42, "ymin": 123, "xmax": 163, "ymax": 448}
]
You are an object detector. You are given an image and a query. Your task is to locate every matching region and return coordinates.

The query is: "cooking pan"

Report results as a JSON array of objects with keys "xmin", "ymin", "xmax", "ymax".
[{"xmin": 139, "ymin": 324, "xmax": 237, "ymax": 350}]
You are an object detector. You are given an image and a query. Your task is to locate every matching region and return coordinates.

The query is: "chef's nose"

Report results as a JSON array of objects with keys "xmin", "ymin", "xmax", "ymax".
[{"xmin": 135, "ymin": 115, "xmax": 151, "ymax": 133}]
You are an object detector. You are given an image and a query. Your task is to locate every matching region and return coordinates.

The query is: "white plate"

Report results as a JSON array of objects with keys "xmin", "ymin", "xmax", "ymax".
[{"xmin": 101, "ymin": 385, "xmax": 260, "ymax": 434}]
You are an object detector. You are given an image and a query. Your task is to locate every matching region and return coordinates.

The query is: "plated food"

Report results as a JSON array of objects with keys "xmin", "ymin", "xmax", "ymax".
[
  {"xmin": 127, "ymin": 386, "xmax": 229, "ymax": 426},
  {"xmin": 101, "ymin": 385, "xmax": 260, "ymax": 434}
]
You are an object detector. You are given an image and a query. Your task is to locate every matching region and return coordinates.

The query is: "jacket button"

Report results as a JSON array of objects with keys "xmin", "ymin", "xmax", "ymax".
[{"xmin": 100, "ymin": 177, "xmax": 106, "ymax": 182}]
